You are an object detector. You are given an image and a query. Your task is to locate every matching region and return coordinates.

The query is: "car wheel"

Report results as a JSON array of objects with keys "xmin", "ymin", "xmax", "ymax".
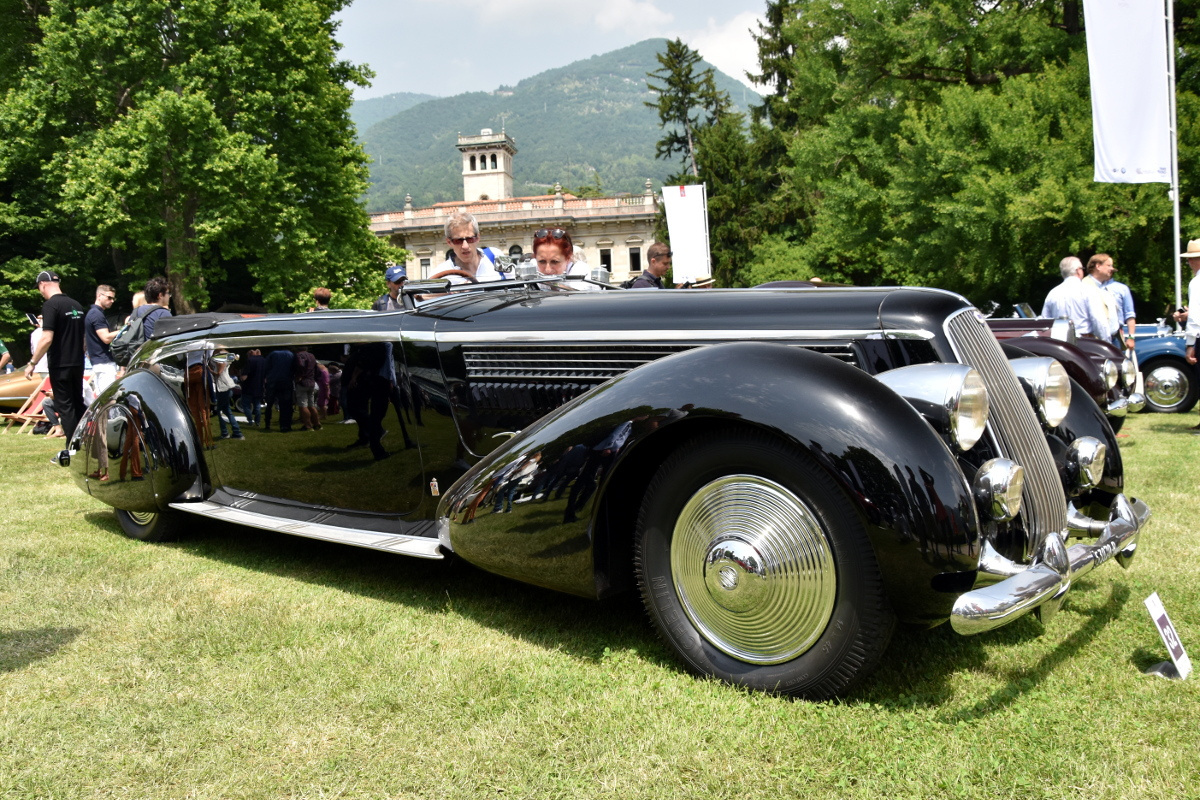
[
  {"xmin": 115, "ymin": 509, "xmax": 184, "ymax": 542},
  {"xmin": 1141, "ymin": 357, "xmax": 1198, "ymax": 413},
  {"xmin": 634, "ymin": 430, "xmax": 894, "ymax": 699}
]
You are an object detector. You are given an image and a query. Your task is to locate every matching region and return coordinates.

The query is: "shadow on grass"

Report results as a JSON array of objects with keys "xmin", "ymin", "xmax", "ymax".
[
  {"xmin": 78, "ymin": 506, "xmax": 1136, "ymax": 703},
  {"xmin": 0, "ymin": 627, "xmax": 83, "ymax": 673},
  {"xmin": 938, "ymin": 582, "xmax": 1130, "ymax": 721},
  {"xmin": 851, "ymin": 580, "xmax": 1132, "ymax": 714},
  {"xmin": 82, "ymin": 509, "xmax": 668, "ymax": 671}
]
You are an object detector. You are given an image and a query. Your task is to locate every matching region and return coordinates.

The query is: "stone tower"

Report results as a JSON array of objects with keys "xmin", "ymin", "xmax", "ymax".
[{"xmin": 457, "ymin": 129, "xmax": 518, "ymax": 202}]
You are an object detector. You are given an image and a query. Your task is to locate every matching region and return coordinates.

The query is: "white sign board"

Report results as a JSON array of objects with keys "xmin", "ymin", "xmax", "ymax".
[
  {"xmin": 1145, "ymin": 592, "xmax": 1191, "ymax": 679},
  {"xmin": 1083, "ymin": 0, "xmax": 1172, "ymax": 183},
  {"xmin": 661, "ymin": 184, "xmax": 711, "ymax": 284}
]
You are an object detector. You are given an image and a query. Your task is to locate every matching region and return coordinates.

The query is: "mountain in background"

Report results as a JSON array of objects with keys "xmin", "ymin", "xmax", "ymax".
[
  {"xmin": 349, "ymin": 91, "xmax": 440, "ymax": 132},
  {"xmin": 355, "ymin": 39, "xmax": 760, "ymax": 212}
]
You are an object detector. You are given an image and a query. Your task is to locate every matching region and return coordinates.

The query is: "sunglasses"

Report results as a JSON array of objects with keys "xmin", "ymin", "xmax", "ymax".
[
  {"xmin": 534, "ymin": 228, "xmax": 567, "ymax": 240},
  {"xmin": 449, "ymin": 235, "xmax": 479, "ymax": 245}
]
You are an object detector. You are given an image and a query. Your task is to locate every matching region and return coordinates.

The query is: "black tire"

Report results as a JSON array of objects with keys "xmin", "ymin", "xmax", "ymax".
[
  {"xmin": 115, "ymin": 509, "xmax": 184, "ymax": 542},
  {"xmin": 634, "ymin": 430, "xmax": 894, "ymax": 699},
  {"xmin": 1141, "ymin": 357, "xmax": 1198, "ymax": 413}
]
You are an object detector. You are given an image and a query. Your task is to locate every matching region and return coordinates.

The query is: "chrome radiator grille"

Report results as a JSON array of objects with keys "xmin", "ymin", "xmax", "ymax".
[
  {"xmin": 464, "ymin": 341, "xmax": 857, "ymax": 382},
  {"xmin": 945, "ymin": 309, "xmax": 1066, "ymax": 555}
]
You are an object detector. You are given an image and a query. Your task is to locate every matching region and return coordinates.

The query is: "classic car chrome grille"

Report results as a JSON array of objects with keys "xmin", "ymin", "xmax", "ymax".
[
  {"xmin": 945, "ymin": 309, "xmax": 1066, "ymax": 557},
  {"xmin": 464, "ymin": 341, "xmax": 857, "ymax": 382}
]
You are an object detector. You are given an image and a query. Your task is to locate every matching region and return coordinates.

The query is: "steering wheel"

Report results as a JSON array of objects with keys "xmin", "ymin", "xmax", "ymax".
[{"xmin": 430, "ymin": 268, "xmax": 478, "ymax": 283}]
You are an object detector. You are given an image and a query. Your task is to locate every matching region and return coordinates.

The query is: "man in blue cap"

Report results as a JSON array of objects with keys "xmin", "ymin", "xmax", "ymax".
[{"xmin": 372, "ymin": 263, "xmax": 407, "ymax": 312}]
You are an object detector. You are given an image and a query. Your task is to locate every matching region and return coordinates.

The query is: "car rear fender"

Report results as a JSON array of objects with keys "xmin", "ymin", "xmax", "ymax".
[{"xmin": 65, "ymin": 368, "xmax": 207, "ymax": 513}]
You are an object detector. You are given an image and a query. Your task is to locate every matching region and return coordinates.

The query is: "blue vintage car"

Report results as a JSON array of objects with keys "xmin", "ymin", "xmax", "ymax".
[{"xmin": 1134, "ymin": 321, "xmax": 1195, "ymax": 413}]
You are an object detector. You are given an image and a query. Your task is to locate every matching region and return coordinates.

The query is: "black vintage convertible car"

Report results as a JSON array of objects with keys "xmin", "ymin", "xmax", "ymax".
[{"xmin": 59, "ymin": 276, "xmax": 1151, "ymax": 699}]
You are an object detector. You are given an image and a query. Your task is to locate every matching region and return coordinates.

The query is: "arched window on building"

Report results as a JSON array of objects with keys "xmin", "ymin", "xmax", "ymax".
[
  {"xmin": 470, "ymin": 155, "xmax": 477, "ymax": 171},
  {"xmin": 490, "ymin": 153, "xmax": 497, "ymax": 170}
]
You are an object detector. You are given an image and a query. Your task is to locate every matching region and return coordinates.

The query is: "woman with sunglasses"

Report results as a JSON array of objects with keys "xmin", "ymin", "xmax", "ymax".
[{"xmin": 532, "ymin": 228, "xmax": 598, "ymax": 290}]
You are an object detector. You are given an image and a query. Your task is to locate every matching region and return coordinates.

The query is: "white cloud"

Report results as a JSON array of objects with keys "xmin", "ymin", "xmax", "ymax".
[
  {"xmin": 593, "ymin": 0, "xmax": 674, "ymax": 33},
  {"xmin": 682, "ymin": 11, "xmax": 764, "ymax": 90},
  {"xmin": 422, "ymin": 0, "xmax": 672, "ymax": 31}
]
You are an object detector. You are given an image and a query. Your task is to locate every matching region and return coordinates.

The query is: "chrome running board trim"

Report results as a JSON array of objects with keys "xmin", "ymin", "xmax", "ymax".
[{"xmin": 168, "ymin": 501, "xmax": 445, "ymax": 560}]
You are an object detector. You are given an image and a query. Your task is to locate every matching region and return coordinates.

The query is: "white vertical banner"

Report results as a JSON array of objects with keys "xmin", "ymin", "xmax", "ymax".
[
  {"xmin": 1084, "ymin": 0, "xmax": 1172, "ymax": 183},
  {"xmin": 661, "ymin": 183, "xmax": 711, "ymax": 284}
]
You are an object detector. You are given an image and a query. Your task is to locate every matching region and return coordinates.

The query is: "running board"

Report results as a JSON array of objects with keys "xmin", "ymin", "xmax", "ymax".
[{"xmin": 169, "ymin": 501, "xmax": 445, "ymax": 560}]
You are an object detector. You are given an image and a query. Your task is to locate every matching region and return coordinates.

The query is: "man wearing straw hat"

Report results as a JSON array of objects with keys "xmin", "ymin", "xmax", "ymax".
[{"xmin": 1174, "ymin": 240, "xmax": 1200, "ymax": 430}]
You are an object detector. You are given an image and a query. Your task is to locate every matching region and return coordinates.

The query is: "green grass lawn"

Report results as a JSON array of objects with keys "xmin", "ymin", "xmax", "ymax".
[{"xmin": 2, "ymin": 412, "xmax": 1198, "ymax": 799}]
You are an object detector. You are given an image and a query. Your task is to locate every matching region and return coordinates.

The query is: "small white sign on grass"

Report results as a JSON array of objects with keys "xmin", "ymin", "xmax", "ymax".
[{"xmin": 1144, "ymin": 592, "xmax": 1191, "ymax": 679}]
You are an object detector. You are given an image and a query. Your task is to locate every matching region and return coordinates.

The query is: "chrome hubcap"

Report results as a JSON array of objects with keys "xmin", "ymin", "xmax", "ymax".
[
  {"xmin": 1145, "ymin": 365, "xmax": 1190, "ymax": 408},
  {"xmin": 671, "ymin": 475, "xmax": 837, "ymax": 664}
]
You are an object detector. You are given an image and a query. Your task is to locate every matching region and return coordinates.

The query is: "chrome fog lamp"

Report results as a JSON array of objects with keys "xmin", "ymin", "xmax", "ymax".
[
  {"xmin": 589, "ymin": 267, "xmax": 611, "ymax": 284},
  {"xmin": 874, "ymin": 364, "xmax": 990, "ymax": 451},
  {"xmin": 973, "ymin": 458, "xmax": 1024, "ymax": 521},
  {"xmin": 1119, "ymin": 358, "xmax": 1137, "ymax": 389},
  {"xmin": 515, "ymin": 262, "xmax": 540, "ymax": 281},
  {"xmin": 1009, "ymin": 357, "xmax": 1071, "ymax": 428},
  {"xmin": 1068, "ymin": 436, "xmax": 1106, "ymax": 491},
  {"xmin": 1101, "ymin": 358, "xmax": 1118, "ymax": 390}
]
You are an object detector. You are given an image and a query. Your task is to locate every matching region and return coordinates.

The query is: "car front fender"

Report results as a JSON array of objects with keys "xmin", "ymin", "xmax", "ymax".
[{"xmin": 439, "ymin": 341, "xmax": 981, "ymax": 622}]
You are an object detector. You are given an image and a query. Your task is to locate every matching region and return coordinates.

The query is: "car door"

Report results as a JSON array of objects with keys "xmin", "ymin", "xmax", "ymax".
[{"xmin": 197, "ymin": 328, "xmax": 429, "ymax": 525}]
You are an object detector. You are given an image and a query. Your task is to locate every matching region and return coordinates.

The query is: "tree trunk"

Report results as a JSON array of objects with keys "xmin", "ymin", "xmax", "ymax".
[{"xmin": 162, "ymin": 138, "xmax": 201, "ymax": 314}]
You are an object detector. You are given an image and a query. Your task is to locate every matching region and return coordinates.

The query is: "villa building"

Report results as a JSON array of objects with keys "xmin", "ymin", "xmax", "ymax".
[{"xmin": 369, "ymin": 129, "xmax": 661, "ymax": 282}]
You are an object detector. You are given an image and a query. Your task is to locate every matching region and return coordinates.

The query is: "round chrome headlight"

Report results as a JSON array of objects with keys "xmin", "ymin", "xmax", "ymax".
[
  {"xmin": 1101, "ymin": 358, "xmax": 1118, "ymax": 390},
  {"xmin": 952, "ymin": 369, "xmax": 989, "ymax": 451},
  {"xmin": 1010, "ymin": 357, "xmax": 1072, "ymax": 428},
  {"xmin": 1119, "ymin": 358, "xmax": 1137, "ymax": 389},
  {"xmin": 973, "ymin": 458, "xmax": 1024, "ymax": 521},
  {"xmin": 874, "ymin": 364, "xmax": 990, "ymax": 451}
]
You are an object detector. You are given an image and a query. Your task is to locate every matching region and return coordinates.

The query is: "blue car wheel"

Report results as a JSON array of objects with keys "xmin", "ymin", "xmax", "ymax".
[{"xmin": 1141, "ymin": 357, "xmax": 1198, "ymax": 413}]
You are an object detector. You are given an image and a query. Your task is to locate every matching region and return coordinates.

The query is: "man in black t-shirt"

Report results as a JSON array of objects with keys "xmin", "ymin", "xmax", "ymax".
[{"xmin": 25, "ymin": 270, "xmax": 87, "ymax": 440}]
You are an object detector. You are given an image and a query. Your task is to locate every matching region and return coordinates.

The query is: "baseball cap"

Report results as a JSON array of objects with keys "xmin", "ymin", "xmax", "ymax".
[
  {"xmin": 385, "ymin": 264, "xmax": 407, "ymax": 283},
  {"xmin": 35, "ymin": 270, "xmax": 61, "ymax": 285}
]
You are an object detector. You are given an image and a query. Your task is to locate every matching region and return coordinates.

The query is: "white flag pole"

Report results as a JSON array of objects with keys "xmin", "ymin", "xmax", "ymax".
[{"xmin": 1166, "ymin": 0, "xmax": 1183, "ymax": 311}]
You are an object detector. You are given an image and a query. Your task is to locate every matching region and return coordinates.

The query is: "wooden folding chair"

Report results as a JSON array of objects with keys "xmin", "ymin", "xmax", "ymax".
[{"xmin": 0, "ymin": 377, "xmax": 52, "ymax": 434}]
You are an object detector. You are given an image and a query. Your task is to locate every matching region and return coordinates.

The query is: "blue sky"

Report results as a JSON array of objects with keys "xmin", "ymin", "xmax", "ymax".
[{"xmin": 333, "ymin": 0, "xmax": 767, "ymax": 99}]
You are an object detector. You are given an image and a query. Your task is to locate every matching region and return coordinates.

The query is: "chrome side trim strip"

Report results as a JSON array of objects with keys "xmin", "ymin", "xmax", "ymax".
[
  {"xmin": 168, "ymin": 501, "xmax": 444, "ymax": 560},
  {"xmin": 150, "ymin": 332, "xmax": 403, "ymax": 363},
  {"xmin": 435, "ymin": 328, "xmax": 930, "ymax": 343}
]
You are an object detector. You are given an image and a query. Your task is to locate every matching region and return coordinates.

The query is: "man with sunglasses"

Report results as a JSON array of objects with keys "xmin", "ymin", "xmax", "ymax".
[
  {"xmin": 627, "ymin": 242, "xmax": 672, "ymax": 289},
  {"xmin": 86, "ymin": 284, "xmax": 120, "ymax": 394},
  {"xmin": 436, "ymin": 212, "xmax": 507, "ymax": 283}
]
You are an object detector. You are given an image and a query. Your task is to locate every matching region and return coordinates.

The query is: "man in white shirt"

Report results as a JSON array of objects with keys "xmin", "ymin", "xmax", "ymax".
[
  {"xmin": 433, "ymin": 212, "xmax": 507, "ymax": 284},
  {"xmin": 1042, "ymin": 256, "xmax": 1110, "ymax": 338},
  {"xmin": 1174, "ymin": 240, "xmax": 1200, "ymax": 431},
  {"xmin": 1083, "ymin": 253, "xmax": 1121, "ymax": 342}
]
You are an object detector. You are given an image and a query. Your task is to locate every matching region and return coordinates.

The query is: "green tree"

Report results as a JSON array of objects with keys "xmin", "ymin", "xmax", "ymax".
[
  {"xmin": 736, "ymin": 0, "xmax": 1199, "ymax": 313},
  {"xmin": 1, "ymin": 0, "xmax": 393, "ymax": 318},
  {"xmin": 645, "ymin": 38, "xmax": 731, "ymax": 180}
]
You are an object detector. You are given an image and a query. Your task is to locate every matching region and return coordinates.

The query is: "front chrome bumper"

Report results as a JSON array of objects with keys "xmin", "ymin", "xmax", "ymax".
[{"xmin": 950, "ymin": 494, "xmax": 1151, "ymax": 635}]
